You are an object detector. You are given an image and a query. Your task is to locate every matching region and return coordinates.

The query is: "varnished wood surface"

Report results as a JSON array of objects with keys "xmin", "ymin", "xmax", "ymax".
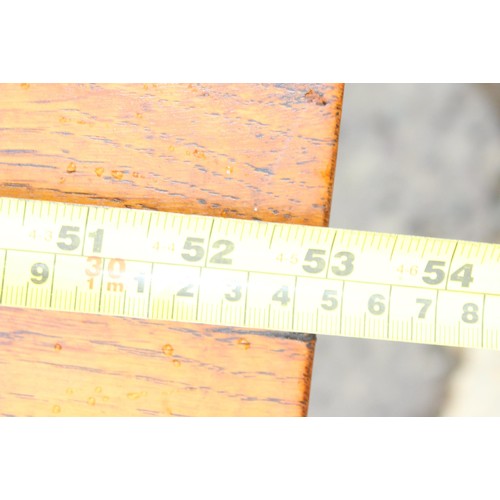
[
  {"xmin": 0, "ymin": 309, "xmax": 316, "ymax": 416},
  {"xmin": 0, "ymin": 83, "xmax": 344, "ymax": 416}
]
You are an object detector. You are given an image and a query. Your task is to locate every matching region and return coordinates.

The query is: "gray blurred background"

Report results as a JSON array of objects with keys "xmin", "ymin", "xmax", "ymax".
[{"xmin": 309, "ymin": 84, "xmax": 500, "ymax": 416}]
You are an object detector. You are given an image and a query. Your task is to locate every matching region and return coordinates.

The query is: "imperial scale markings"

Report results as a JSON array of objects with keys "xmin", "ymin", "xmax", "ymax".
[{"xmin": 1, "ymin": 197, "xmax": 500, "ymax": 350}]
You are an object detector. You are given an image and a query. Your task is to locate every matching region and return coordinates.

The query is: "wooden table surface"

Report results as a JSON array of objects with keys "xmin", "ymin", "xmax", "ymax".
[{"xmin": 0, "ymin": 83, "xmax": 344, "ymax": 416}]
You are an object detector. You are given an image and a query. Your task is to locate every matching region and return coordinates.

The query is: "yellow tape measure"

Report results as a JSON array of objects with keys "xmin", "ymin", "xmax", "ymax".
[{"xmin": 1, "ymin": 197, "xmax": 499, "ymax": 350}]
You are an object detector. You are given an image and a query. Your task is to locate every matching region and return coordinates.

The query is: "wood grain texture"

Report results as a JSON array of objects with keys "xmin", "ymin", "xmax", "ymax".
[{"xmin": 0, "ymin": 83, "xmax": 344, "ymax": 416}]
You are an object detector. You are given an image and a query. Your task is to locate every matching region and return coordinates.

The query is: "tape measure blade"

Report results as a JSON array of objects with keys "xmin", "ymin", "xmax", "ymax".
[{"xmin": 1, "ymin": 197, "xmax": 500, "ymax": 350}]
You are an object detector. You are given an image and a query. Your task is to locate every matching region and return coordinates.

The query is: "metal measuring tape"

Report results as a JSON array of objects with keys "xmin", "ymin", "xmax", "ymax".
[{"xmin": 0, "ymin": 197, "xmax": 499, "ymax": 350}]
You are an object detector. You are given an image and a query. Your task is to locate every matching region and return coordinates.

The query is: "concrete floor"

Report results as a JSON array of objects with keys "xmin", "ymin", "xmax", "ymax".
[{"xmin": 308, "ymin": 84, "xmax": 500, "ymax": 416}]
